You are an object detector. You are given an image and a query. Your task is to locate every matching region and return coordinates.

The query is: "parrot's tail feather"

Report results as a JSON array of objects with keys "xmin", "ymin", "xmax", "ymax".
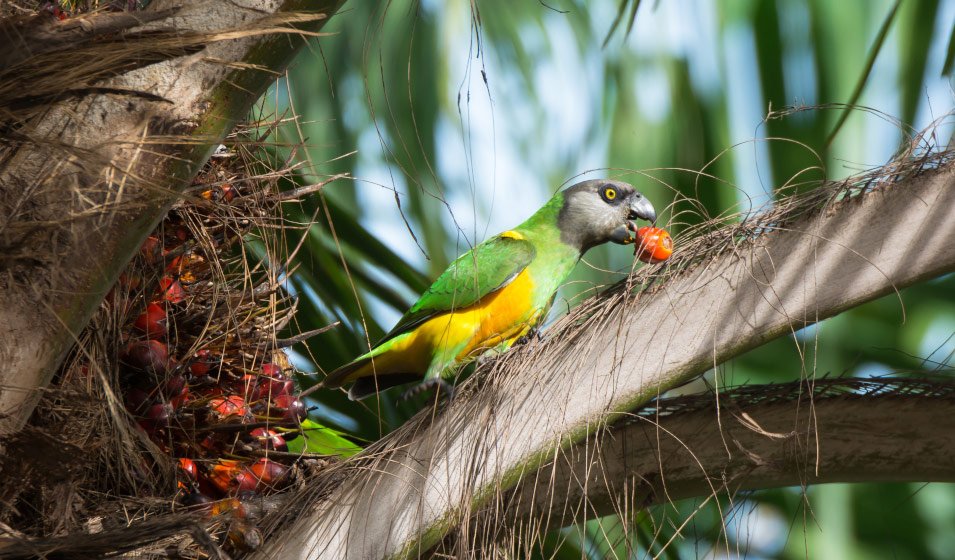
[
  {"xmin": 349, "ymin": 374, "xmax": 420, "ymax": 400},
  {"xmin": 321, "ymin": 357, "xmax": 370, "ymax": 389}
]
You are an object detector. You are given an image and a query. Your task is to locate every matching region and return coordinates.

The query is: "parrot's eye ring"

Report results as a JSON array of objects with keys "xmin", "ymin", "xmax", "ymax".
[{"xmin": 602, "ymin": 187, "xmax": 617, "ymax": 202}]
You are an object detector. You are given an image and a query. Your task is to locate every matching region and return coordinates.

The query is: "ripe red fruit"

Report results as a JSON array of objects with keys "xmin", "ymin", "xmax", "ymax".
[
  {"xmin": 166, "ymin": 252, "xmax": 206, "ymax": 284},
  {"xmin": 241, "ymin": 458, "xmax": 289, "ymax": 492},
  {"xmin": 254, "ymin": 374, "xmax": 293, "ymax": 401},
  {"xmin": 271, "ymin": 395, "xmax": 306, "ymax": 423},
  {"xmin": 211, "ymin": 497, "xmax": 247, "ymax": 517},
  {"xmin": 239, "ymin": 374, "xmax": 259, "ymax": 400},
  {"xmin": 122, "ymin": 340, "xmax": 169, "ymax": 373},
  {"xmin": 251, "ymin": 363, "xmax": 293, "ymax": 400},
  {"xmin": 209, "ymin": 395, "xmax": 248, "ymax": 419},
  {"xmin": 146, "ymin": 402, "xmax": 175, "ymax": 428},
  {"xmin": 271, "ymin": 379, "xmax": 295, "ymax": 399},
  {"xmin": 200, "ymin": 435, "xmax": 218, "ymax": 452},
  {"xmin": 234, "ymin": 469, "xmax": 259, "ymax": 494},
  {"xmin": 208, "ymin": 460, "xmax": 243, "ymax": 494},
  {"xmin": 201, "ymin": 184, "xmax": 236, "ymax": 203},
  {"xmin": 134, "ymin": 303, "xmax": 167, "ymax": 338},
  {"xmin": 140, "ymin": 235, "xmax": 162, "ymax": 264},
  {"xmin": 173, "ymin": 226, "xmax": 189, "ymax": 243},
  {"xmin": 188, "ymin": 349, "xmax": 218, "ymax": 377},
  {"xmin": 178, "ymin": 458, "xmax": 198, "ymax": 481},
  {"xmin": 249, "ymin": 428, "xmax": 288, "ymax": 452},
  {"xmin": 125, "ymin": 387, "xmax": 152, "ymax": 413},
  {"xmin": 158, "ymin": 276, "xmax": 185, "ymax": 304},
  {"xmin": 634, "ymin": 226, "xmax": 673, "ymax": 264},
  {"xmin": 170, "ymin": 387, "xmax": 191, "ymax": 409},
  {"xmin": 165, "ymin": 374, "xmax": 186, "ymax": 396}
]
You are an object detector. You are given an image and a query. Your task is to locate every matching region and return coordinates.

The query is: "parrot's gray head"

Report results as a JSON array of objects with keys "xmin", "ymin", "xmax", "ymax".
[{"xmin": 557, "ymin": 179, "xmax": 656, "ymax": 253}]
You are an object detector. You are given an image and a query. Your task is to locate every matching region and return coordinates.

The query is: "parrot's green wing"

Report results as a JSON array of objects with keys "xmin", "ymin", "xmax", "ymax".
[{"xmin": 379, "ymin": 233, "xmax": 536, "ymax": 343}]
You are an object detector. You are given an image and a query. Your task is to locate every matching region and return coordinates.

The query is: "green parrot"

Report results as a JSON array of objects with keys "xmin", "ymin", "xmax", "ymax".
[{"xmin": 321, "ymin": 179, "xmax": 657, "ymax": 400}]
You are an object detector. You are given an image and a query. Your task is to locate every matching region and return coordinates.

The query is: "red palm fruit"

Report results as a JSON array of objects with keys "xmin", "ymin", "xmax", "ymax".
[
  {"xmin": 208, "ymin": 460, "xmax": 243, "ymax": 494},
  {"xmin": 140, "ymin": 235, "xmax": 162, "ymax": 264},
  {"xmin": 134, "ymin": 303, "xmax": 167, "ymax": 338},
  {"xmin": 234, "ymin": 470, "xmax": 258, "ymax": 494},
  {"xmin": 271, "ymin": 395, "xmax": 307, "ymax": 423},
  {"xmin": 271, "ymin": 379, "xmax": 295, "ymax": 399},
  {"xmin": 158, "ymin": 276, "xmax": 185, "ymax": 304},
  {"xmin": 173, "ymin": 226, "xmax": 189, "ymax": 243},
  {"xmin": 254, "ymin": 374, "xmax": 293, "ymax": 401},
  {"xmin": 125, "ymin": 387, "xmax": 152, "ymax": 413},
  {"xmin": 253, "ymin": 363, "xmax": 293, "ymax": 400},
  {"xmin": 208, "ymin": 395, "xmax": 249, "ymax": 419},
  {"xmin": 188, "ymin": 349, "xmax": 218, "ymax": 377},
  {"xmin": 166, "ymin": 252, "xmax": 206, "ymax": 284},
  {"xmin": 122, "ymin": 340, "xmax": 169, "ymax": 373},
  {"xmin": 242, "ymin": 458, "xmax": 289, "ymax": 492},
  {"xmin": 239, "ymin": 374, "xmax": 259, "ymax": 400},
  {"xmin": 201, "ymin": 184, "xmax": 237, "ymax": 203},
  {"xmin": 170, "ymin": 387, "xmax": 191, "ymax": 409},
  {"xmin": 211, "ymin": 498, "xmax": 247, "ymax": 517},
  {"xmin": 199, "ymin": 435, "xmax": 218, "ymax": 452},
  {"xmin": 249, "ymin": 428, "xmax": 288, "ymax": 452},
  {"xmin": 146, "ymin": 402, "xmax": 174, "ymax": 428},
  {"xmin": 165, "ymin": 374, "xmax": 186, "ymax": 396},
  {"xmin": 634, "ymin": 226, "xmax": 674, "ymax": 264},
  {"xmin": 178, "ymin": 458, "xmax": 198, "ymax": 481},
  {"xmin": 189, "ymin": 361, "xmax": 208, "ymax": 377},
  {"xmin": 165, "ymin": 255, "xmax": 182, "ymax": 273}
]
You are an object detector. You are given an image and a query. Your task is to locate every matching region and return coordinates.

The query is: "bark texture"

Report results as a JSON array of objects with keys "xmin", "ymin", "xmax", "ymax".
[
  {"xmin": 0, "ymin": 0, "xmax": 343, "ymax": 434},
  {"xmin": 257, "ymin": 165, "xmax": 955, "ymax": 560}
]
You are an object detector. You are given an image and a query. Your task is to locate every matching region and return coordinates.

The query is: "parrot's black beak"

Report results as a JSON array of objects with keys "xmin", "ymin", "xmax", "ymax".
[
  {"xmin": 609, "ymin": 224, "xmax": 633, "ymax": 244},
  {"xmin": 628, "ymin": 195, "xmax": 656, "ymax": 224}
]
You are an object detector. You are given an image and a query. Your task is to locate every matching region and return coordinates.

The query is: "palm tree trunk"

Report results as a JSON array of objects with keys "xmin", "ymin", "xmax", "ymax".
[{"xmin": 0, "ymin": 0, "xmax": 343, "ymax": 435}]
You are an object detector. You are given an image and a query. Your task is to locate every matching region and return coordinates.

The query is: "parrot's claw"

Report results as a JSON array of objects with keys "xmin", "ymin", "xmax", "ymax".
[
  {"xmin": 400, "ymin": 378, "xmax": 456, "ymax": 403},
  {"xmin": 515, "ymin": 328, "xmax": 543, "ymax": 346}
]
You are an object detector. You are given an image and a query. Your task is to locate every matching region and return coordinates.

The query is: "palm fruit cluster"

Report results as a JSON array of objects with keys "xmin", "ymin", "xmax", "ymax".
[
  {"xmin": 104, "ymin": 147, "xmax": 352, "ymax": 549},
  {"xmin": 0, "ymin": 137, "xmax": 360, "ymax": 556}
]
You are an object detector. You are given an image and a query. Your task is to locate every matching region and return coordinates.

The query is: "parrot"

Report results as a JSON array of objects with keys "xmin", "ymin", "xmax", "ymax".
[{"xmin": 321, "ymin": 179, "xmax": 657, "ymax": 400}]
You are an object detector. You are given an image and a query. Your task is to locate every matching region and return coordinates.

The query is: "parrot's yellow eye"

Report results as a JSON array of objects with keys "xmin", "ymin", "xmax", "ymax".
[{"xmin": 603, "ymin": 187, "xmax": 617, "ymax": 201}]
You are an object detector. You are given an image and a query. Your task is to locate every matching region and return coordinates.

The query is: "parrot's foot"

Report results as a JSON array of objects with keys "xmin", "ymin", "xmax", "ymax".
[
  {"xmin": 400, "ymin": 378, "xmax": 456, "ymax": 403},
  {"xmin": 515, "ymin": 328, "xmax": 543, "ymax": 346}
]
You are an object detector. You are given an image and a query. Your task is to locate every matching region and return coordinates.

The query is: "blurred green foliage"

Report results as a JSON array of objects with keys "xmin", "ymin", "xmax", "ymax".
[{"xmin": 259, "ymin": 0, "xmax": 955, "ymax": 557}]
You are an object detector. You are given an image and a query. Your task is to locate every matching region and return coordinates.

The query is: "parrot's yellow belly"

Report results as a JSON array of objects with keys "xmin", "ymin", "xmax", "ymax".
[{"xmin": 366, "ymin": 269, "xmax": 539, "ymax": 377}]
